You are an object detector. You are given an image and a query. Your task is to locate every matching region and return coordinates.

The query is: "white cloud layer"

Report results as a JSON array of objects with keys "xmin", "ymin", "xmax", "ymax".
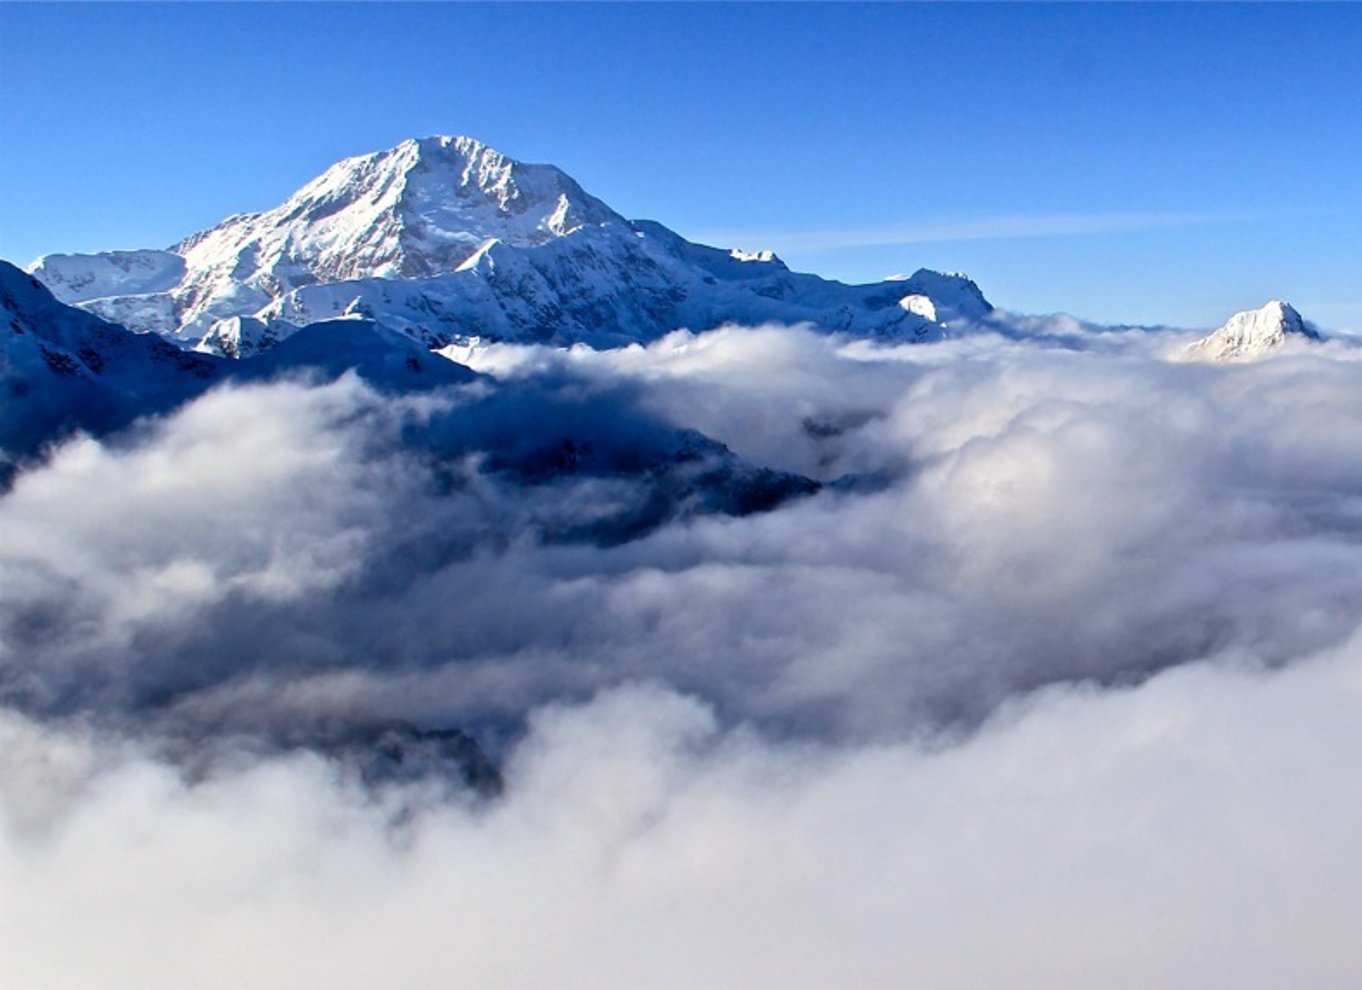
[
  {"xmin": 4, "ymin": 647, "xmax": 1361, "ymax": 988},
  {"xmin": 5, "ymin": 324, "xmax": 1362, "ymax": 984}
]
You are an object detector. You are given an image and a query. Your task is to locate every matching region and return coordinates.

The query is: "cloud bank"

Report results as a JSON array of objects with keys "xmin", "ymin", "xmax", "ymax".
[
  {"xmin": 4, "ymin": 324, "xmax": 1362, "ymax": 985},
  {"xmin": 4, "ymin": 650, "xmax": 1361, "ymax": 988}
]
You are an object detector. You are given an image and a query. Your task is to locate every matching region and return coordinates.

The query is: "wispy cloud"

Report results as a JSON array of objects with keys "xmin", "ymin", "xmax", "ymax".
[{"xmin": 695, "ymin": 210, "xmax": 1263, "ymax": 254}]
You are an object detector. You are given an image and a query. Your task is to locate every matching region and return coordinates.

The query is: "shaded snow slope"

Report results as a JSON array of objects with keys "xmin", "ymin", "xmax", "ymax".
[
  {"xmin": 28, "ymin": 136, "xmax": 993, "ymax": 356},
  {"xmin": 1, "ymin": 261, "xmax": 475, "ymax": 470},
  {"xmin": 1, "ymin": 261, "xmax": 223, "ymax": 468}
]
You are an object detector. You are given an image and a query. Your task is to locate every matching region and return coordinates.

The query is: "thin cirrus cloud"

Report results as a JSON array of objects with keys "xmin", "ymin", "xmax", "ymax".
[{"xmin": 697, "ymin": 209, "xmax": 1264, "ymax": 254}]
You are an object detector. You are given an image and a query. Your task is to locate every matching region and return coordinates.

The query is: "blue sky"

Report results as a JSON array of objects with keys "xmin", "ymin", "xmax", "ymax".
[{"xmin": 1, "ymin": 2, "xmax": 1359, "ymax": 331}]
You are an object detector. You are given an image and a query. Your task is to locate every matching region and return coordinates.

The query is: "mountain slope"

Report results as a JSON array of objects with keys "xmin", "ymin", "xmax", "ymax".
[
  {"xmin": 1, "ymin": 261, "xmax": 223, "ymax": 469},
  {"xmin": 28, "ymin": 136, "xmax": 993, "ymax": 356},
  {"xmin": 1, "ymin": 260, "xmax": 481, "ymax": 471}
]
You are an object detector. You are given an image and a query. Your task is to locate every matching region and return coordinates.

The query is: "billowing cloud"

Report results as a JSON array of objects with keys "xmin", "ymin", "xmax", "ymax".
[
  {"xmin": 4, "ymin": 324, "xmax": 1362, "ymax": 984},
  {"xmin": 4, "ymin": 646, "xmax": 1361, "ymax": 988}
]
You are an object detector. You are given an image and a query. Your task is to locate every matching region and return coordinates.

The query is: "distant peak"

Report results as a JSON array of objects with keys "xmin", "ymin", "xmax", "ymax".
[{"xmin": 1188, "ymin": 298, "xmax": 1320, "ymax": 360}]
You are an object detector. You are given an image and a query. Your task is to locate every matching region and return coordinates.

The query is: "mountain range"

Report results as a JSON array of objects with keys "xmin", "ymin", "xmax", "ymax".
[
  {"xmin": 28, "ymin": 135, "xmax": 994, "ymax": 358},
  {"xmin": 3, "ymin": 135, "xmax": 1332, "ymax": 495}
]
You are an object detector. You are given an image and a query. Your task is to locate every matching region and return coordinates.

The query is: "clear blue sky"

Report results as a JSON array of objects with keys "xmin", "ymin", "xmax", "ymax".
[{"xmin": 2, "ymin": 2, "xmax": 1359, "ymax": 331}]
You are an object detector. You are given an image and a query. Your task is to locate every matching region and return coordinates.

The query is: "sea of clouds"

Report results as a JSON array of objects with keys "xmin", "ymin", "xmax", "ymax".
[{"xmin": 4, "ymin": 323, "xmax": 1362, "ymax": 987}]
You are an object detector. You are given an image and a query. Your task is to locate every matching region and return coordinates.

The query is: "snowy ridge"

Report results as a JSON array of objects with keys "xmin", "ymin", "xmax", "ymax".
[
  {"xmin": 1187, "ymin": 299, "xmax": 1321, "ymax": 360},
  {"xmin": 200, "ymin": 224, "xmax": 991, "ymax": 355},
  {"xmin": 27, "ymin": 136, "xmax": 994, "ymax": 357}
]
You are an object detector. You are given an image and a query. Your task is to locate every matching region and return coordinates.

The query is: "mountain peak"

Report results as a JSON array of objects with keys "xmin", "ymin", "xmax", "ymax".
[
  {"xmin": 1188, "ymin": 299, "xmax": 1320, "ymax": 360},
  {"xmin": 1261, "ymin": 298, "xmax": 1304, "ymax": 326},
  {"xmin": 357, "ymin": 134, "xmax": 621, "ymax": 233},
  {"xmin": 141, "ymin": 135, "xmax": 628, "ymax": 337},
  {"xmin": 179, "ymin": 134, "xmax": 622, "ymax": 273},
  {"xmin": 26, "ymin": 136, "xmax": 995, "ymax": 354}
]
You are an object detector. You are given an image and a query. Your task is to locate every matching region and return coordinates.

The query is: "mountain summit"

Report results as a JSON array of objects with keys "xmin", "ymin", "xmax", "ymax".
[
  {"xmin": 33, "ymin": 137, "xmax": 622, "ymax": 339},
  {"xmin": 29, "ymin": 136, "xmax": 993, "ymax": 356},
  {"xmin": 1188, "ymin": 299, "xmax": 1320, "ymax": 360},
  {"xmin": 174, "ymin": 135, "xmax": 625, "ymax": 281}
]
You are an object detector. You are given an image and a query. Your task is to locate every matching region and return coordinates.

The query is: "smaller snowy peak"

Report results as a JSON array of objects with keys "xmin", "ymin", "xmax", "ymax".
[{"xmin": 1188, "ymin": 299, "xmax": 1321, "ymax": 360}]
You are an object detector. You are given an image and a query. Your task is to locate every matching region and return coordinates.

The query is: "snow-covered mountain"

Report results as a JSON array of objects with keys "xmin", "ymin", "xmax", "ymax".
[
  {"xmin": 2, "ymin": 260, "xmax": 818, "ymax": 534},
  {"xmin": 1187, "ymin": 299, "xmax": 1321, "ymax": 360},
  {"xmin": 28, "ymin": 136, "xmax": 993, "ymax": 357}
]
